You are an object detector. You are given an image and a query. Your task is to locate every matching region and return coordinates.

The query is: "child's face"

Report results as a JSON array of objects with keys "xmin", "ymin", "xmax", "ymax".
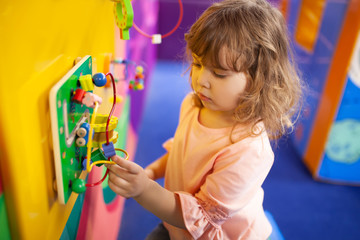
[{"xmin": 191, "ymin": 53, "xmax": 247, "ymax": 115}]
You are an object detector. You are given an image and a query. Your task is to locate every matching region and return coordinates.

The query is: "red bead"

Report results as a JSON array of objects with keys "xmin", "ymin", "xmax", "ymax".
[
  {"xmin": 72, "ymin": 89, "xmax": 86, "ymax": 103},
  {"xmin": 135, "ymin": 73, "xmax": 144, "ymax": 80}
]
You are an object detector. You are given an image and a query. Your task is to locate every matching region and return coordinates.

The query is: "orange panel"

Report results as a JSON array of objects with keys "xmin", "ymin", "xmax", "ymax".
[
  {"xmin": 304, "ymin": 0, "xmax": 360, "ymax": 175},
  {"xmin": 278, "ymin": 0, "xmax": 289, "ymax": 22},
  {"xmin": 294, "ymin": 0, "xmax": 327, "ymax": 52}
]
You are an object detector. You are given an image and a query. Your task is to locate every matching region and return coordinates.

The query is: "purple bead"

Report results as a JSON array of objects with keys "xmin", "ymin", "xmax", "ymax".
[{"xmin": 102, "ymin": 142, "xmax": 116, "ymax": 158}]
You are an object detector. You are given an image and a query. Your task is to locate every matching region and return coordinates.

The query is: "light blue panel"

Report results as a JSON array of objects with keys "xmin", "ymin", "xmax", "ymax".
[{"xmin": 319, "ymin": 76, "xmax": 360, "ymax": 183}]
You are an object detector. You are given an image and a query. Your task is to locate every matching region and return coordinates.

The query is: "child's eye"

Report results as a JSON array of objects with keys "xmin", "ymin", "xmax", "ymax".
[{"xmin": 213, "ymin": 71, "xmax": 227, "ymax": 78}]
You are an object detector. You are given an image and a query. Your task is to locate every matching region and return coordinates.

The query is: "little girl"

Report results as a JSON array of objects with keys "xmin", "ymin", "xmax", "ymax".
[{"xmin": 106, "ymin": 0, "xmax": 303, "ymax": 239}]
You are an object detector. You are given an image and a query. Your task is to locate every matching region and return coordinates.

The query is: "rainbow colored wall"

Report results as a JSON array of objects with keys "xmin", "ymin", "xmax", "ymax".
[{"xmin": 0, "ymin": 0, "xmax": 157, "ymax": 239}]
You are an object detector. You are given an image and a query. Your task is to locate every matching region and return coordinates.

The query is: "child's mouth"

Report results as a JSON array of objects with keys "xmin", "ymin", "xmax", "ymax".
[{"xmin": 198, "ymin": 93, "xmax": 211, "ymax": 102}]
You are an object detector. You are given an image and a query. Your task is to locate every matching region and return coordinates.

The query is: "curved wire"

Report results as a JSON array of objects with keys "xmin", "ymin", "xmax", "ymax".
[
  {"xmin": 133, "ymin": 0, "xmax": 183, "ymax": 39},
  {"xmin": 85, "ymin": 148, "xmax": 129, "ymax": 187},
  {"xmin": 85, "ymin": 72, "xmax": 126, "ymax": 187},
  {"xmin": 88, "ymin": 148, "xmax": 129, "ymax": 169},
  {"xmin": 105, "ymin": 73, "xmax": 117, "ymax": 145},
  {"xmin": 86, "ymin": 73, "xmax": 116, "ymax": 174},
  {"xmin": 86, "ymin": 101, "xmax": 99, "ymax": 173}
]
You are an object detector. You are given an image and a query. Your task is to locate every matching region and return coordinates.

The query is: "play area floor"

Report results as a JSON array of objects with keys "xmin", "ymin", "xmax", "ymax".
[{"xmin": 118, "ymin": 61, "xmax": 360, "ymax": 240}]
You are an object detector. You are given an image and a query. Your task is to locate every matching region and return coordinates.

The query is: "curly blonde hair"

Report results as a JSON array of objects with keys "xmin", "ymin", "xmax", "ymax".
[{"xmin": 185, "ymin": 0, "xmax": 303, "ymax": 139}]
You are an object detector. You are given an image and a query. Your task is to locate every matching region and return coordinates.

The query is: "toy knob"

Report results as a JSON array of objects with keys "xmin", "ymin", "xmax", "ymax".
[
  {"xmin": 72, "ymin": 179, "xmax": 86, "ymax": 193},
  {"xmin": 77, "ymin": 128, "xmax": 87, "ymax": 138},
  {"xmin": 92, "ymin": 73, "xmax": 107, "ymax": 87},
  {"xmin": 76, "ymin": 138, "xmax": 86, "ymax": 147}
]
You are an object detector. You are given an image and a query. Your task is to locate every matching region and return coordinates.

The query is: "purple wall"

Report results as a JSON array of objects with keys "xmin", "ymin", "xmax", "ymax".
[
  {"xmin": 157, "ymin": 0, "xmax": 282, "ymax": 61},
  {"xmin": 129, "ymin": 0, "xmax": 159, "ymax": 132},
  {"xmin": 157, "ymin": 0, "xmax": 212, "ymax": 61}
]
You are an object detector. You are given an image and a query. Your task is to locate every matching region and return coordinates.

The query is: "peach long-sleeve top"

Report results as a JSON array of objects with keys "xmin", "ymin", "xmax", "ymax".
[{"xmin": 162, "ymin": 94, "xmax": 274, "ymax": 239}]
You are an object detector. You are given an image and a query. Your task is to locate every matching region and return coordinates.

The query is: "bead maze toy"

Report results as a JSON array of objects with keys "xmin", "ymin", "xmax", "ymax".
[
  {"xmin": 132, "ymin": 0, "xmax": 183, "ymax": 44},
  {"xmin": 0, "ymin": 0, "xmax": 167, "ymax": 238},
  {"xmin": 49, "ymin": 55, "xmax": 129, "ymax": 204},
  {"xmin": 112, "ymin": 58, "xmax": 146, "ymax": 91}
]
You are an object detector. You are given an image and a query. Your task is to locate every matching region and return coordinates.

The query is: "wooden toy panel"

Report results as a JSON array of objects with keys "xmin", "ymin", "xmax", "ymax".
[{"xmin": 50, "ymin": 56, "xmax": 92, "ymax": 204}]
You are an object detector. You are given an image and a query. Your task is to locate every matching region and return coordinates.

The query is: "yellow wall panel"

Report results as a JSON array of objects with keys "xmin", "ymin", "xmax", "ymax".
[{"xmin": 0, "ymin": 0, "xmax": 122, "ymax": 239}]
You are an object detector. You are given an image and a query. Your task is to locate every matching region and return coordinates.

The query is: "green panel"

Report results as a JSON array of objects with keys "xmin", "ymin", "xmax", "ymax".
[
  {"xmin": 102, "ymin": 96, "xmax": 130, "ymax": 204},
  {"xmin": 50, "ymin": 56, "xmax": 93, "ymax": 204},
  {"xmin": 0, "ymin": 194, "xmax": 11, "ymax": 240},
  {"xmin": 114, "ymin": 96, "xmax": 130, "ymax": 150}
]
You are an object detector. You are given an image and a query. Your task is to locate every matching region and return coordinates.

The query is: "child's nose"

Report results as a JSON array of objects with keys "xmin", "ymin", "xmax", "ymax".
[{"xmin": 197, "ymin": 68, "xmax": 211, "ymax": 89}]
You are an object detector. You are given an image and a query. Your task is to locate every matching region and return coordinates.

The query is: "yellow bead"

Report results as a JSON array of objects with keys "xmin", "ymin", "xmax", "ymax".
[
  {"xmin": 136, "ymin": 66, "xmax": 144, "ymax": 74},
  {"xmin": 79, "ymin": 74, "xmax": 94, "ymax": 91}
]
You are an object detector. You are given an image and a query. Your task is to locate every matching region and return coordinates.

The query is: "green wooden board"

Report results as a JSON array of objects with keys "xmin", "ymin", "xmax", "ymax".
[{"xmin": 50, "ymin": 56, "xmax": 92, "ymax": 204}]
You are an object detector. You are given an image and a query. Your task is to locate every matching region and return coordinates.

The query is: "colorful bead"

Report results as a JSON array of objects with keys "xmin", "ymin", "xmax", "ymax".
[
  {"xmin": 152, "ymin": 34, "xmax": 162, "ymax": 44},
  {"xmin": 82, "ymin": 157, "xmax": 92, "ymax": 170},
  {"xmin": 72, "ymin": 179, "xmax": 86, "ymax": 193},
  {"xmin": 82, "ymin": 92, "xmax": 103, "ymax": 108},
  {"xmin": 135, "ymin": 73, "xmax": 144, "ymax": 79},
  {"xmin": 72, "ymin": 89, "xmax": 86, "ymax": 103},
  {"xmin": 91, "ymin": 148, "xmax": 107, "ymax": 166},
  {"xmin": 102, "ymin": 142, "xmax": 116, "ymax": 158},
  {"xmin": 136, "ymin": 65, "xmax": 144, "ymax": 74},
  {"xmin": 79, "ymin": 74, "xmax": 94, "ymax": 91},
  {"xmin": 92, "ymin": 73, "xmax": 107, "ymax": 87},
  {"xmin": 136, "ymin": 83, "xmax": 144, "ymax": 90}
]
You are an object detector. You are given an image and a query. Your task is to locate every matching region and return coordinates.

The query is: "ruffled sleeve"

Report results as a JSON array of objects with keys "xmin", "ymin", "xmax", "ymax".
[
  {"xmin": 176, "ymin": 192, "xmax": 226, "ymax": 239},
  {"xmin": 174, "ymin": 138, "xmax": 274, "ymax": 239}
]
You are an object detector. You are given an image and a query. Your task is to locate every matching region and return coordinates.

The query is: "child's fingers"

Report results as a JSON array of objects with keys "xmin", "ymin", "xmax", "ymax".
[
  {"xmin": 108, "ymin": 174, "xmax": 131, "ymax": 198},
  {"xmin": 106, "ymin": 163, "xmax": 128, "ymax": 178},
  {"xmin": 110, "ymin": 155, "xmax": 140, "ymax": 174}
]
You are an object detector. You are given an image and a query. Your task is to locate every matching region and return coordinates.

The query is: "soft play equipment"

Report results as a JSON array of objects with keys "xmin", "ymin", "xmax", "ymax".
[
  {"xmin": 283, "ymin": 0, "xmax": 360, "ymax": 184},
  {"xmin": 0, "ymin": 0, "xmax": 159, "ymax": 239}
]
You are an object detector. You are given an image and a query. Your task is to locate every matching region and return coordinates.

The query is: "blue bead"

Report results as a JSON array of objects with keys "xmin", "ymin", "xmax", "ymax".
[
  {"xmin": 82, "ymin": 157, "xmax": 93, "ymax": 170},
  {"xmin": 102, "ymin": 142, "xmax": 116, "ymax": 158},
  {"xmin": 92, "ymin": 73, "xmax": 107, "ymax": 87}
]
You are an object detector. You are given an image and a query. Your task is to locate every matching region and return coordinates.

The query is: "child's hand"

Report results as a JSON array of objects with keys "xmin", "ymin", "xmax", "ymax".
[
  {"xmin": 144, "ymin": 168, "xmax": 156, "ymax": 180},
  {"xmin": 106, "ymin": 155, "xmax": 150, "ymax": 199}
]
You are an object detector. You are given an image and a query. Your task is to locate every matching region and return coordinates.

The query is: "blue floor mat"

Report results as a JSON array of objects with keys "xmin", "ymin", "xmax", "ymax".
[
  {"xmin": 118, "ymin": 60, "xmax": 360, "ymax": 240},
  {"xmin": 266, "ymin": 211, "xmax": 285, "ymax": 240}
]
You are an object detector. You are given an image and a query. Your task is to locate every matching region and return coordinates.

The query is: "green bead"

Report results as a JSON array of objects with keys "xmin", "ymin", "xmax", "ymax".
[
  {"xmin": 91, "ymin": 148, "xmax": 107, "ymax": 166},
  {"xmin": 72, "ymin": 179, "xmax": 86, "ymax": 193}
]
